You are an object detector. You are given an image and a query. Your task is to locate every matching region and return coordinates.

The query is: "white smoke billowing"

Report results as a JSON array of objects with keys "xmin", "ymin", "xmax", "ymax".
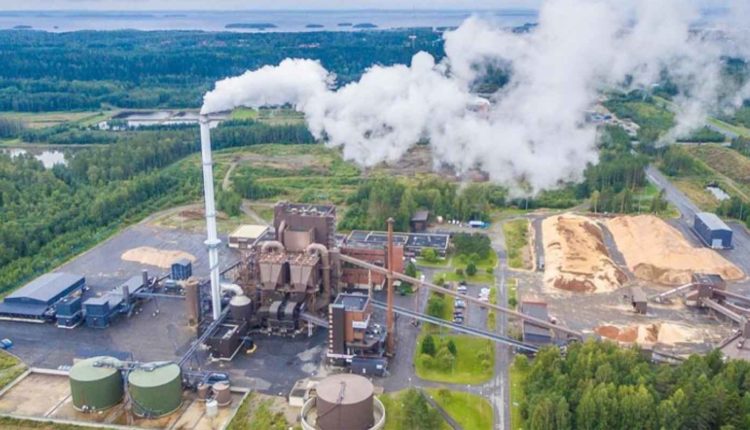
[{"xmin": 201, "ymin": 0, "xmax": 750, "ymax": 194}]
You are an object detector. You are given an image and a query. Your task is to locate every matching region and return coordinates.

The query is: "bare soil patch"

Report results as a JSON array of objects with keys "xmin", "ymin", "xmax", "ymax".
[
  {"xmin": 595, "ymin": 322, "xmax": 701, "ymax": 346},
  {"xmin": 121, "ymin": 246, "xmax": 196, "ymax": 269},
  {"xmin": 542, "ymin": 214, "xmax": 627, "ymax": 293},
  {"xmin": 607, "ymin": 215, "xmax": 743, "ymax": 285}
]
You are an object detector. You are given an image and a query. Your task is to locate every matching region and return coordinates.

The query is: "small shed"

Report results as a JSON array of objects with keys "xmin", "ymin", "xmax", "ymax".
[
  {"xmin": 694, "ymin": 212, "xmax": 732, "ymax": 249},
  {"xmin": 630, "ymin": 287, "xmax": 647, "ymax": 314},
  {"xmin": 520, "ymin": 301, "xmax": 553, "ymax": 346},
  {"xmin": 410, "ymin": 210, "xmax": 430, "ymax": 233}
]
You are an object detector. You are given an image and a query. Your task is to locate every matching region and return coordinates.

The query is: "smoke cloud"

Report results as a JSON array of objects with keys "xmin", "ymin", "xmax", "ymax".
[{"xmin": 202, "ymin": 0, "xmax": 750, "ymax": 194}]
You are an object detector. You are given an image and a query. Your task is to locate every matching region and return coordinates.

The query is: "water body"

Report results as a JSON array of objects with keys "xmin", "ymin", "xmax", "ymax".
[
  {"xmin": 1, "ymin": 148, "xmax": 67, "ymax": 168},
  {"xmin": 0, "ymin": 10, "xmax": 538, "ymax": 32},
  {"xmin": 706, "ymin": 185, "xmax": 731, "ymax": 201}
]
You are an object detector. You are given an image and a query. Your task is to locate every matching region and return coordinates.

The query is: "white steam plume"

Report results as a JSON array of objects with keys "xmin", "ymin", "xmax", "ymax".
[{"xmin": 202, "ymin": 0, "xmax": 750, "ymax": 194}]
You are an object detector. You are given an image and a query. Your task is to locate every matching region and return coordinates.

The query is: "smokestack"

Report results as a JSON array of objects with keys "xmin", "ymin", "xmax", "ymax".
[
  {"xmin": 386, "ymin": 217, "xmax": 395, "ymax": 356},
  {"xmin": 199, "ymin": 115, "xmax": 223, "ymax": 321},
  {"xmin": 141, "ymin": 269, "xmax": 148, "ymax": 289}
]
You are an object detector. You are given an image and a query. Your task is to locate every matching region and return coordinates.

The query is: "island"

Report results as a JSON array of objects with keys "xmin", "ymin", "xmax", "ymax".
[
  {"xmin": 306, "ymin": 24, "xmax": 325, "ymax": 29},
  {"xmin": 225, "ymin": 23, "xmax": 278, "ymax": 30},
  {"xmin": 337, "ymin": 22, "xmax": 353, "ymax": 27},
  {"xmin": 12, "ymin": 25, "xmax": 32, "ymax": 30},
  {"xmin": 353, "ymin": 23, "xmax": 378, "ymax": 29}
]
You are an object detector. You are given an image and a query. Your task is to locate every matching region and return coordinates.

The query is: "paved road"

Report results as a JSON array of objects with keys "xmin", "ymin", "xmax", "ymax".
[
  {"xmin": 645, "ymin": 164, "xmax": 699, "ymax": 220},
  {"xmin": 490, "ymin": 222, "xmax": 511, "ymax": 430}
]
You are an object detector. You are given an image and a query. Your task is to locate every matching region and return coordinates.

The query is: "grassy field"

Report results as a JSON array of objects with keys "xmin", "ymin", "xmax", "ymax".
[
  {"xmin": 684, "ymin": 144, "xmax": 750, "ymax": 201},
  {"xmin": 503, "ymin": 219, "xmax": 532, "ymax": 270},
  {"xmin": 510, "ymin": 360, "xmax": 529, "ymax": 430},
  {"xmin": 427, "ymin": 388, "xmax": 493, "ymax": 430},
  {"xmin": 708, "ymin": 117, "xmax": 750, "ymax": 138},
  {"xmin": 415, "ymin": 334, "xmax": 495, "ymax": 384},
  {"xmin": 0, "ymin": 351, "xmax": 26, "ymax": 390},
  {"xmin": 379, "ymin": 390, "xmax": 451, "ymax": 430},
  {"xmin": 226, "ymin": 393, "xmax": 294, "ymax": 430},
  {"xmin": 1, "ymin": 110, "xmax": 115, "ymax": 129},
  {"xmin": 434, "ymin": 252, "xmax": 497, "ymax": 285},
  {"xmin": 672, "ymin": 178, "xmax": 721, "ymax": 212},
  {"xmin": 230, "ymin": 107, "xmax": 259, "ymax": 120}
]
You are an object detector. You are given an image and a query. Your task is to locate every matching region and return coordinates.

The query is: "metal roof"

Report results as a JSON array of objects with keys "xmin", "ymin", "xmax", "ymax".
[
  {"xmin": 69, "ymin": 356, "xmax": 122, "ymax": 382},
  {"xmin": 316, "ymin": 374, "xmax": 373, "ymax": 404},
  {"xmin": 334, "ymin": 293, "xmax": 369, "ymax": 311},
  {"xmin": 0, "ymin": 301, "xmax": 48, "ymax": 317},
  {"xmin": 695, "ymin": 212, "xmax": 732, "ymax": 232},
  {"xmin": 5, "ymin": 272, "xmax": 84, "ymax": 306},
  {"xmin": 521, "ymin": 301, "xmax": 552, "ymax": 338},
  {"xmin": 128, "ymin": 363, "xmax": 181, "ymax": 387},
  {"xmin": 230, "ymin": 224, "xmax": 270, "ymax": 240},
  {"xmin": 411, "ymin": 210, "xmax": 429, "ymax": 222}
]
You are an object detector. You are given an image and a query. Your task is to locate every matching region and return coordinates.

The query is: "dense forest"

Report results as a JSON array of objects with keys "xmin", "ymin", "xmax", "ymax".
[
  {"xmin": 0, "ymin": 119, "xmax": 313, "ymax": 294},
  {"xmin": 0, "ymin": 29, "xmax": 445, "ymax": 111},
  {"xmin": 518, "ymin": 341, "xmax": 750, "ymax": 430}
]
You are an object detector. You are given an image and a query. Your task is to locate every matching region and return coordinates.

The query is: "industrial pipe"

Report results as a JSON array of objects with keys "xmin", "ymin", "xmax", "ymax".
[
  {"xmin": 277, "ymin": 220, "xmax": 287, "ymax": 245},
  {"xmin": 386, "ymin": 218, "xmax": 395, "ymax": 356},
  {"xmin": 261, "ymin": 240, "xmax": 284, "ymax": 254},
  {"xmin": 220, "ymin": 282, "xmax": 245, "ymax": 297},
  {"xmin": 199, "ymin": 115, "xmax": 222, "ymax": 321},
  {"xmin": 306, "ymin": 243, "xmax": 331, "ymax": 305}
]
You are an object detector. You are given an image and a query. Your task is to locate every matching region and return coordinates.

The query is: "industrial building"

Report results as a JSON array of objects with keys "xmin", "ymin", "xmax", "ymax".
[
  {"xmin": 228, "ymin": 224, "xmax": 271, "ymax": 250},
  {"xmin": 694, "ymin": 212, "xmax": 733, "ymax": 249},
  {"xmin": 520, "ymin": 301, "xmax": 553, "ymax": 346},
  {"xmin": 0, "ymin": 272, "xmax": 85, "ymax": 321},
  {"xmin": 345, "ymin": 230, "xmax": 450, "ymax": 257},
  {"xmin": 327, "ymin": 293, "xmax": 387, "ymax": 371}
]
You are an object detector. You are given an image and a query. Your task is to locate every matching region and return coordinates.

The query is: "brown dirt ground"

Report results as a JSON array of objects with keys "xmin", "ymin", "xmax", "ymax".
[
  {"xmin": 596, "ymin": 322, "xmax": 700, "ymax": 346},
  {"xmin": 121, "ymin": 246, "xmax": 196, "ymax": 269},
  {"xmin": 542, "ymin": 214, "xmax": 627, "ymax": 293},
  {"xmin": 606, "ymin": 215, "xmax": 743, "ymax": 286}
]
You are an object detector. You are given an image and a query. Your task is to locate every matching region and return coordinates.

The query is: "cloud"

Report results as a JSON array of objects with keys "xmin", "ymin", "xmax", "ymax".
[{"xmin": 202, "ymin": 0, "xmax": 750, "ymax": 194}]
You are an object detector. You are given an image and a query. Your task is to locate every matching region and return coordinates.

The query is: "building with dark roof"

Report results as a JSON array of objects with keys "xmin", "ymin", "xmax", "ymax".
[
  {"xmin": 345, "ymin": 230, "xmax": 449, "ymax": 257},
  {"xmin": 410, "ymin": 210, "xmax": 430, "ymax": 232},
  {"xmin": 0, "ymin": 272, "xmax": 85, "ymax": 321},
  {"xmin": 694, "ymin": 212, "xmax": 732, "ymax": 249},
  {"xmin": 520, "ymin": 301, "xmax": 553, "ymax": 346}
]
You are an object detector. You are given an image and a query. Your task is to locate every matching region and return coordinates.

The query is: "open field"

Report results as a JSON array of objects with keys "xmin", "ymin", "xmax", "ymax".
[
  {"xmin": 542, "ymin": 214, "xmax": 627, "ymax": 293},
  {"xmin": 379, "ymin": 390, "xmax": 451, "ymax": 430},
  {"xmin": 684, "ymin": 144, "xmax": 750, "ymax": 201},
  {"xmin": 607, "ymin": 215, "xmax": 743, "ymax": 285},
  {"xmin": 0, "ymin": 351, "xmax": 26, "ymax": 391},
  {"xmin": 0, "ymin": 110, "xmax": 114, "ymax": 129},
  {"xmin": 415, "ymin": 334, "xmax": 494, "ymax": 385},
  {"xmin": 671, "ymin": 178, "xmax": 721, "ymax": 212},
  {"xmin": 503, "ymin": 219, "xmax": 532, "ymax": 270},
  {"xmin": 427, "ymin": 388, "xmax": 493, "ymax": 430}
]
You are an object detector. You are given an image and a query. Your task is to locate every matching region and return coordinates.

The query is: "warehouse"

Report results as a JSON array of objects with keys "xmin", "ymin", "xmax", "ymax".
[
  {"xmin": 228, "ymin": 224, "xmax": 271, "ymax": 250},
  {"xmin": 0, "ymin": 272, "xmax": 85, "ymax": 321},
  {"xmin": 694, "ymin": 212, "xmax": 733, "ymax": 249},
  {"xmin": 345, "ymin": 230, "xmax": 450, "ymax": 257}
]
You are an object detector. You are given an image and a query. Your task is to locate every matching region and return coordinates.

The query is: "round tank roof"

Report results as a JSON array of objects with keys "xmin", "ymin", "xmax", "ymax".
[
  {"xmin": 230, "ymin": 294, "xmax": 251, "ymax": 307},
  {"xmin": 128, "ymin": 363, "xmax": 181, "ymax": 387},
  {"xmin": 70, "ymin": 356, "xmax": 121, "ymax": 382},
  {"xmin": 316, "ymin": 374, "xmax": 374, "ymax": 405}
]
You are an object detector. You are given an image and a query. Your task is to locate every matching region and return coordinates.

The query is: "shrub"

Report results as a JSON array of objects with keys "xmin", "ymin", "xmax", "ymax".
[
  {"xmin": 421, "ymin": 334, "xmax": 437, "ymax": 357},
  {"xmin": 466, "ymin": 262, "xmax": 477, "ymax": 276},
  {"xmin": 455, "ymin": 268, "xmax": 464, "ymax": 276},
  {"xmin": 486, "ymin": 267, "xmax": 494, "ymax": 274},
  {"xmin": 421, "ymin": 247, "xmax": 438, "ymax": 262},
  {"xmin": 435, "ymin": 347, "xmax": 456, "ymax": 371}
]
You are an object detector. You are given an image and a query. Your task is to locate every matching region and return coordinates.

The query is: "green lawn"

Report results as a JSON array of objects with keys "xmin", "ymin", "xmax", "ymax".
[
  {"xmin": 427, "ymin": 389, "xmax": 493, "ymax": 430},
  {"xmin": 226, "ymin": 393, "xmax": 292, "ymax": 430},
  {"xmin": 379, "ymin": 390, "xmax": 451, "ymax": 430},
  {"xmin": 230, "ymin": 107, "xmax": 259, "ymax": 120},
  {"xmin": 510, "ymin": 360, "xmax": 529, "ymax": 430},
  {"xmin": 708, "ymin": 117, "xmax": 750, "ymax": 138},
  {"xmin": 435, "ymin": 270, "xmax": 495, "ymax": 285},
  {"xmin": 416, "ymin": 256, "xmax": 451, "ymax": 268},
  {"xmin": 415, "ymin": 334, "xmax": 495, "ymax": 384},
  {"xmin": 503, "ymin": 219, "xmax": 531, "ymax": 270}
]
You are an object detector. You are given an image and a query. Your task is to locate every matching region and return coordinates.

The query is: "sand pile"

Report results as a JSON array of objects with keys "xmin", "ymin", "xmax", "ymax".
[
  {"xmin": 606, "ymin": 215, "xmax": 743, "ymax": 286},
  {"xmin": 542, "ymin": 214, "xmax": 627, "ymax": 293},
  {"xmin": 121, "ymin": 247, "xmax": 196, "ymax": 269},
  {"xmin": 595, "ymin": 322, "xmax": 699, "ymax": 346}
]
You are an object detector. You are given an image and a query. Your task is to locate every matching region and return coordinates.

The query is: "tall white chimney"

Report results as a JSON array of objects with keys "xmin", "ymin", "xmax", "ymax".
[{"xmin": 199, "ymin": 115, "xmax": 222, "ymax": 321}]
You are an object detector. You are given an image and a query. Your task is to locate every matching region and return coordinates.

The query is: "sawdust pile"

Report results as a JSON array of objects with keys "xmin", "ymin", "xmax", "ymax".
[
  {"xmin": 607, "ymin": 215, "xmax": 743, "ymax": 286},
  {"xmin": 595, "ymin": 322, "xmax": 699, "ymax": 346},
  {"xmin": 542, "ymin": 214, "xmax": 627, "ymax": 293},
  {"xmin": 121, "ymin": 247, "xmax": 196, "ymax": 269}
]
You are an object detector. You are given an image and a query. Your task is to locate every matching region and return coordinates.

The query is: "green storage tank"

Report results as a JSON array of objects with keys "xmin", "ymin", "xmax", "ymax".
[
  {"xmin": 128, "ymin": 363, "xmax": 182, "ymax": 417},
  {"xmin": 69, "ymin": 356, "xmax": 124, "ymax": 411}
]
